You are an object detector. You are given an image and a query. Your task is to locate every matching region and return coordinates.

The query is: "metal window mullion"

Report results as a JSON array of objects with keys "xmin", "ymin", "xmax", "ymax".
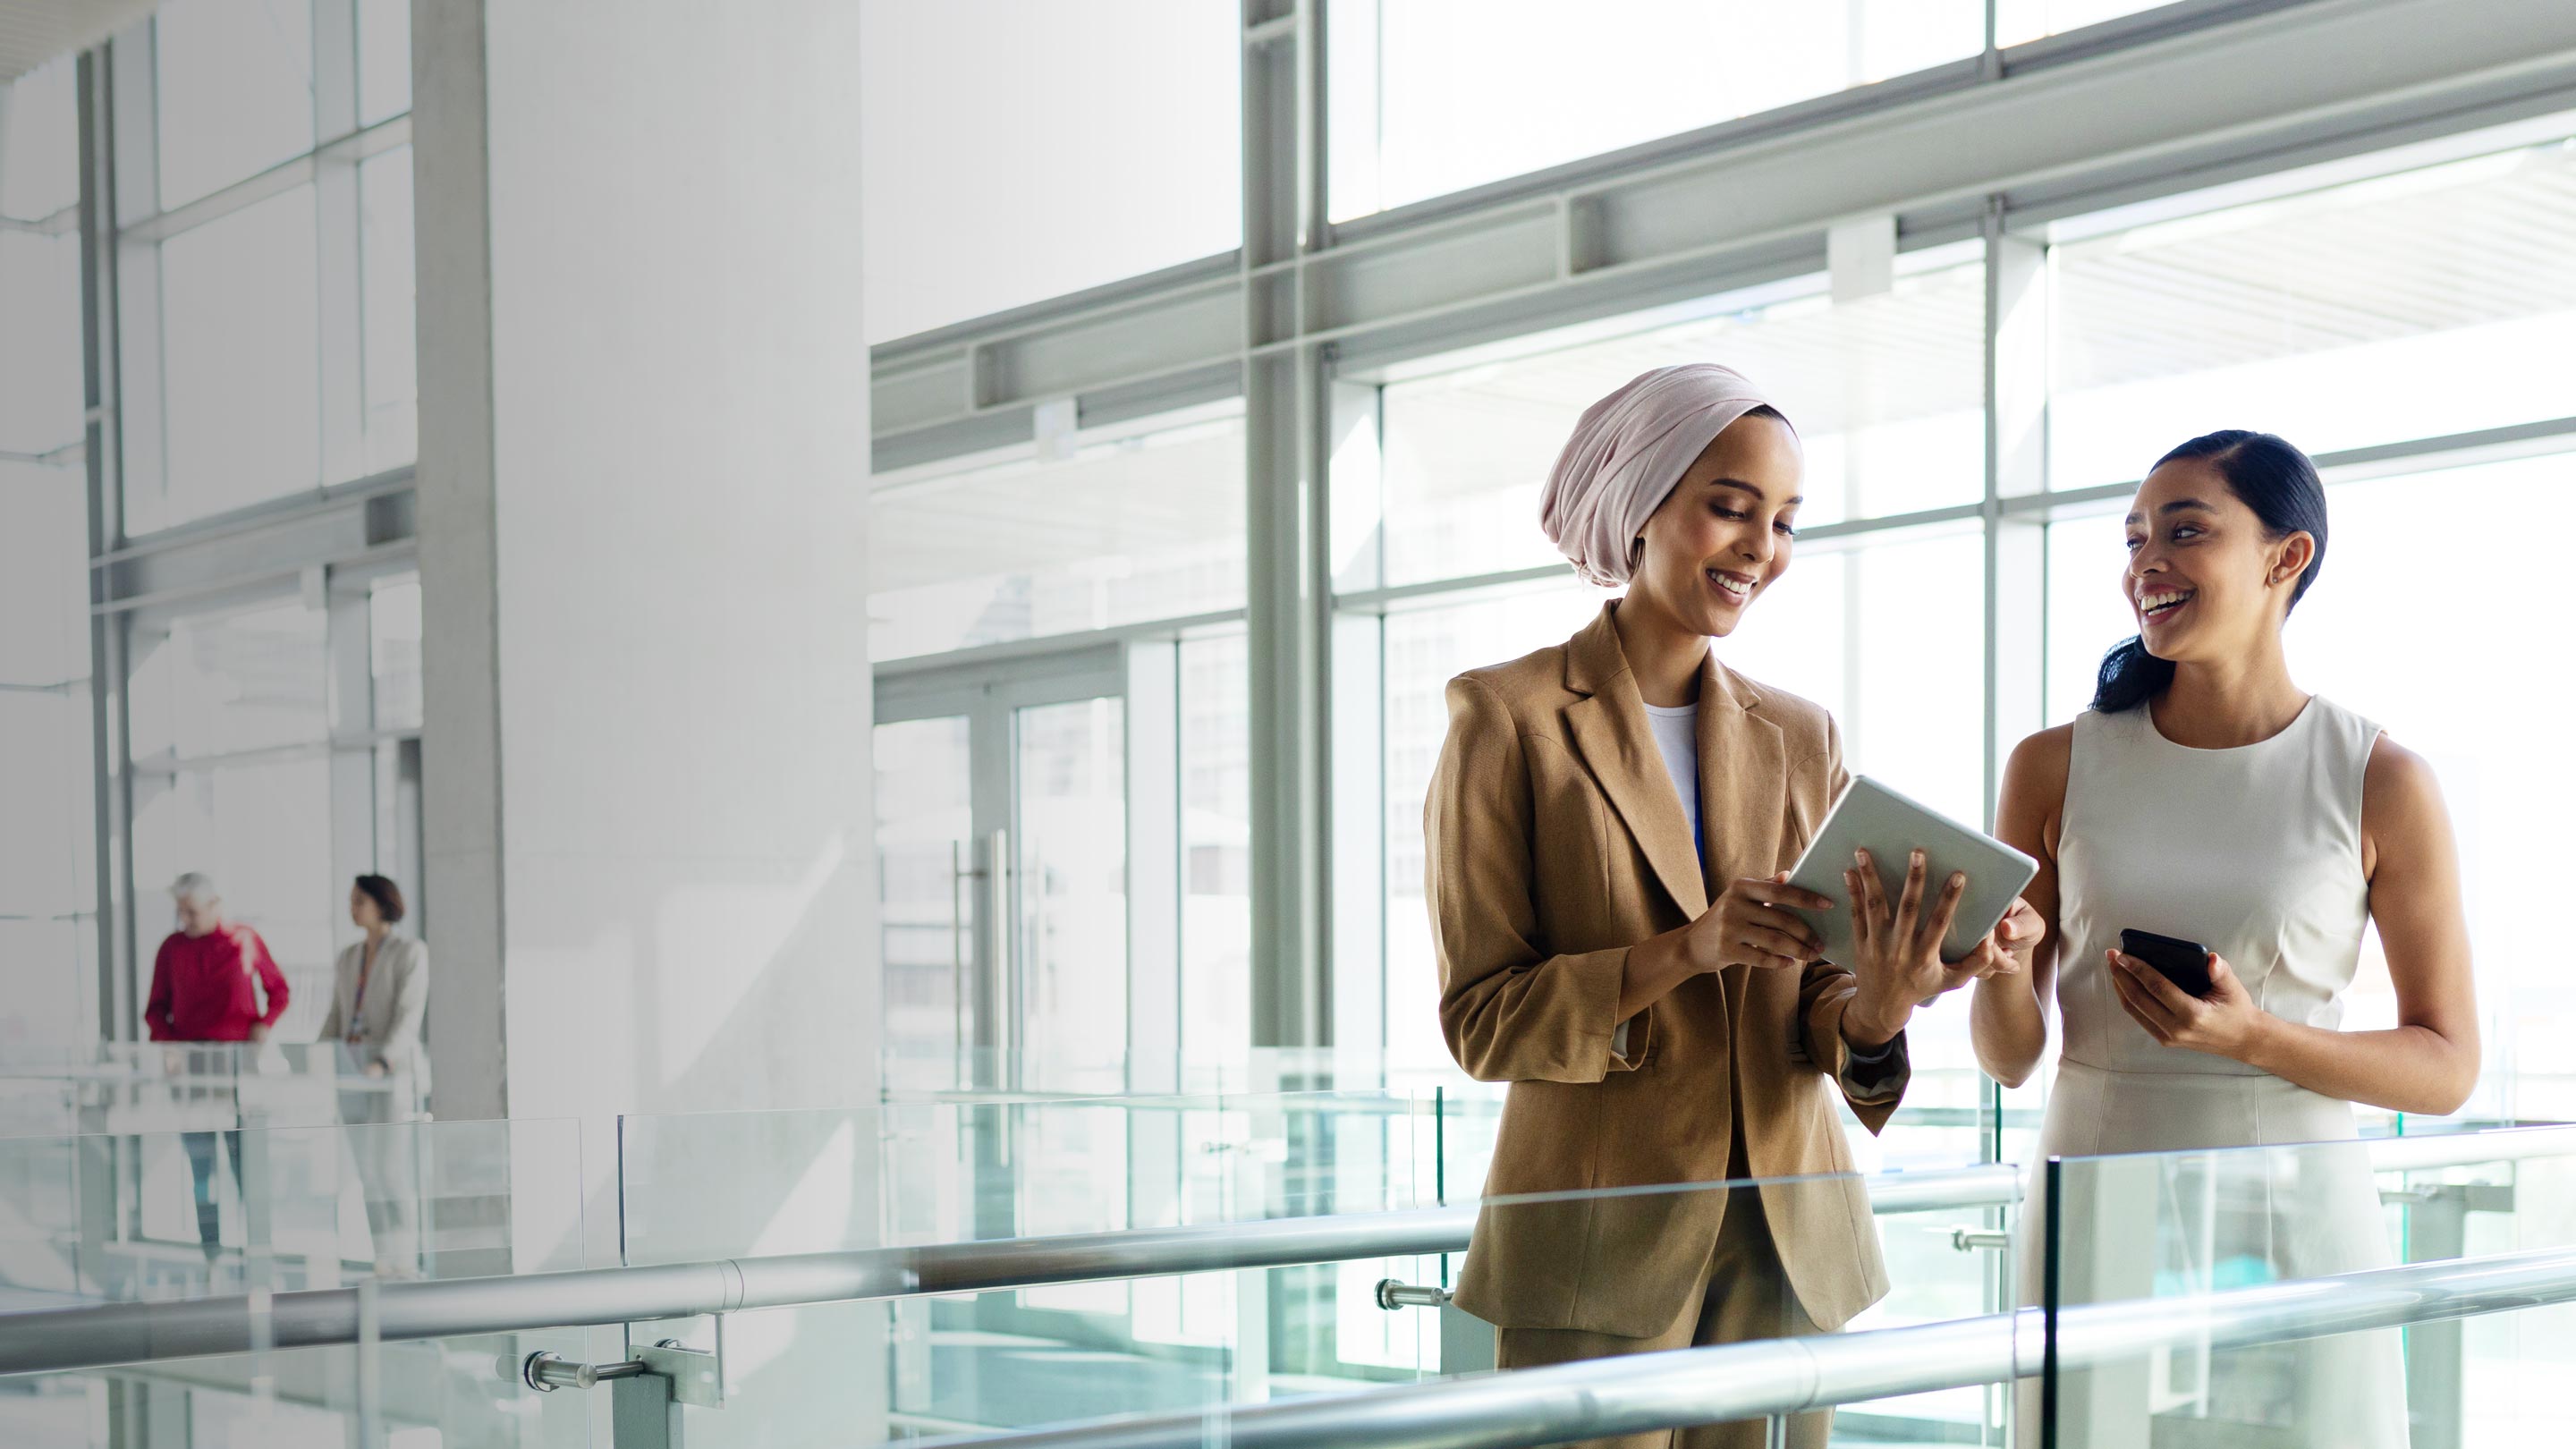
[
  {"xmin": 78, "ymin": 46, "xmax": 137, "ymax": 1040},
  {"xmin": 313, "ymin": 0, "xmax": 366, "ymax": 486},
  {"xmin": 1243, "ymin": 1, "xmax": 1335, "ymax": 1063}
]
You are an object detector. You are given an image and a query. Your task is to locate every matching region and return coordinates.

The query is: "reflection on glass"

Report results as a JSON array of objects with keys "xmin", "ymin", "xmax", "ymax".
[
  {"xmin": 152, "ymin": 0, "xmax": 319, "ymax": 210},
  {"xmin": 1332, "ymin": 0, "xmax": 1983, "ymax": 220},
  {"xmin": 869, "ymin": 416, "xmax": 1247, "ymax": 660},
  {"xmin": 1017, "ymin": 697, "xmax": 1127, "ymax": 1095},
  {"xmin": 2048, "ymin": 135, "xmax": 2576, "ymax": 489},
  {"xmin": 875, "ymin": 716, "xmax": 973, "ymax": 1089},
  {"xmin": 1371, "ymin": 258, "xmax": 1985, "ymax": 590},
  {"xmin": 155, "ymin": 183, "xmax": 324, "ymax": 526},
  {"xmin": 360, "ymin": 145, "xmax": 419, "ymax": 473}
]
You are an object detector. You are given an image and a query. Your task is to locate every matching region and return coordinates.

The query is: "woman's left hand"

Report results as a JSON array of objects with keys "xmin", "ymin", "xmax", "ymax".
[
  {"xmin": 2108, "ymin": 949, "xmax": 2271, "ymax": 1061},
  {"xmin": 364, "ymin": 1061, "xmax": 387, "ymax": 1079}
]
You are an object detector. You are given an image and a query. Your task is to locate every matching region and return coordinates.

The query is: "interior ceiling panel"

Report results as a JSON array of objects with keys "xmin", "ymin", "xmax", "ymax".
[{"xmin": 0, "ymin": 0, "xmax": 152, "ymax": 83}]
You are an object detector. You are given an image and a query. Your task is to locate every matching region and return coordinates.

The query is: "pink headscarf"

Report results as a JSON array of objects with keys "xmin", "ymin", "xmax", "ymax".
[{"xmin": 1538, "ymin": 363, "xmax": 1789, "ymax": 589}]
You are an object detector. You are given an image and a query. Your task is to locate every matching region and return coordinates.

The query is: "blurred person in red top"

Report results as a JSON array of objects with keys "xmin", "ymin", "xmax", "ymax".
[
  {"xmin": 147, "ymin": 872, "xmax": 288, "ymax": 1265},
  {"xmin": 147, "ymin": 872, "xmax": 290, "ymax": 1045}
]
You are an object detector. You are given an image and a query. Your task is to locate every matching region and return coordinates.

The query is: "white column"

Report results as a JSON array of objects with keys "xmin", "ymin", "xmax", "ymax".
[{"xmin": 412, "ymin": 0, "xmax": 877, "ymax": 1127}]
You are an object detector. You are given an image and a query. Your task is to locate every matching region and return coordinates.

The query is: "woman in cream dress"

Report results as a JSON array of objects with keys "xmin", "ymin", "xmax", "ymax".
[
  {"xmin": 1971, "ymin": 431, "xmax": 2479, "ymax": 1447},
  {"xmin": 319, "ymin": 875, "xmax": 430, "ymax": 1276}
]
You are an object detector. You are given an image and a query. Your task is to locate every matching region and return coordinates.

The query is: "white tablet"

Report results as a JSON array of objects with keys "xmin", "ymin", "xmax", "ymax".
[{"xmin": 1784, "ymin": 775, "xmax": 2038, "ymax": 969}]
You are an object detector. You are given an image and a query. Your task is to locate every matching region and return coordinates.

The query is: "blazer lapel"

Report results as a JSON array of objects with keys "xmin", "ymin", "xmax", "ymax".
[
  {"xmin": 1697, "ymin": 654, "xmax": 1786, "ymax": 897},
  {"xmin": 1562, "ymin": 606, "xmax": 1709, "ymax": 919}
]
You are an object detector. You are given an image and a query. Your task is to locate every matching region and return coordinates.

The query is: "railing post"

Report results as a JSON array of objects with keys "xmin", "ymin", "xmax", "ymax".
[{"xmin": 610, "ymin": 1372, "xmax": 683, "ymax": 1449}]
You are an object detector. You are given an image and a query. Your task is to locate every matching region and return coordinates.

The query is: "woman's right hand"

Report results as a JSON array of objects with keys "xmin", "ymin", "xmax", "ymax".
[{"xmin": 1682, "ymin": 872, "xmax": 1835, "ymax": 972}]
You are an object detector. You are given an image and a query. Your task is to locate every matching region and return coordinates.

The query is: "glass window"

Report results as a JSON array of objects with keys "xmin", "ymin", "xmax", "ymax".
[
  {"xmin": 0, "ymin": 462, "xmax": 90, "ymax": 688},
  {"xmin": 152, "ymin": 183, "xmax": 322, "ymax": 526},
  {"xmin": 129, "ymin": 598, "xmax": 330, "ymax": 762},
  {"xmin": 153, "ymin": 0, "xmax": 319, "ymax": 210},
  {"xmin": 357, "ymin": 0, "xmax": 412, "ymax": 127},
  {"xmin": 860, "ymin": 0, "xmax": 1240, "ymax": 342},
  {"xmin": 869, "ymin": 414, "xmax": 1249, "ymax": 660},
  {"xmin": 1365, "ymin": 255, "xmax": 1986, "ymax": 592},
  {"xmin": 1180, "ymin": 632, "xmax": 1252, "ymax": 1078},
  {"xmin": 0, "ymin": 58, "xmax": 80, "ymax": 222},
  {"xmin": 2045, "ymin": 451, "xmax": 2576, "ymax": 1123},
  {"xmin": 368, "ymin": 575, "xmax": 423, "ymax": 732},
  {"xmin": 0, "ymin": 230, "xmax": 83, "ymax": 458},
  {"xmin": 0, "ymin": 459, "xmax": 97, "ymax": 1053},
  {"xmin": 360, "ymin": 145, "xmax": 418, "ymax": 473},
  {"xmin": 2046, "ymin": 134, "xmax": 2576, "ymax": 490},
  {"xmin": 1332, "ymin": 0, "xmax": 1983, "ymax": 221}
]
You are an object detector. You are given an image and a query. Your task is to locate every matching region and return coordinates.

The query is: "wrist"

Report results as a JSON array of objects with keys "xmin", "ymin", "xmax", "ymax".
[
  {"xmin": 1843, "ymin": 996, "xmax": 1909, "ymax": 1051},
  {"xmin": 2231, "ymin": 1010, "xmax": 2280, "ymax": 1069}
]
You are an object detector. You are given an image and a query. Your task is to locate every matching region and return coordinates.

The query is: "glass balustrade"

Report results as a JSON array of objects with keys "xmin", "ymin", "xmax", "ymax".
[
  {"xmin": 2037, "ymin": 1124, "xmax": 2576, "ymax": 1449},
  {"xmin": 4, "ymin": 1064, "xmax": 2573, "ymax": 1448},
  {"xmin": 0, "ymin": 1114, "xmax": 596, "ymax": 1448}
]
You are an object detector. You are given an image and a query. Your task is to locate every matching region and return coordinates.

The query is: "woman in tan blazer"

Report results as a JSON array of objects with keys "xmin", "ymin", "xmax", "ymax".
[
  {"xmin": 1426, "ymin": 365, "xmax": 2039, "ymax": 1449},
  {"xmin": 318, "ymin": 874, "xmax": 429, "ymax": 1276}
]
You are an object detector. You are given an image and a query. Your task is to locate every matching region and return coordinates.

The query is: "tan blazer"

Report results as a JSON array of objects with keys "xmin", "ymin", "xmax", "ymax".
[
  {"xmin": 317, "ymin": 934, "xmax": 429, "ymax": 1085},
  {"xmin": 1426, "ymin": 602, "xmax": 1903, "ymax": 1338}
]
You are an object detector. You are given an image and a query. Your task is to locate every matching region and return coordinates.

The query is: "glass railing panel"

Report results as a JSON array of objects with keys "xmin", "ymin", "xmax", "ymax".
[
  {"xmin": 0, "ymin": 1040, "xmax": 419, "ymax": 1141},
  {"xmin": 2038, "ymin": 1125, "xmax": 2576, "ymax": 1447},
  {"xmin": 618, "ymin": 1091, "xmax": 1489, "ymax": 1267},
  {"xmin": 0, "ymin": 1114, "xmax": 588, "ymax": 1311},
  {"xmin": 0, "ymin": 1114, "xmax": 597, "ymax": 1449}
]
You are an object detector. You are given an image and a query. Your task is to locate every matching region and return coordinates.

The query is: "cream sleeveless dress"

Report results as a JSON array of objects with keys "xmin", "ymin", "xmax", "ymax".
[{"xmin": 2015, "ymin": 696, "xmax": 2408, "ymax": 1449}]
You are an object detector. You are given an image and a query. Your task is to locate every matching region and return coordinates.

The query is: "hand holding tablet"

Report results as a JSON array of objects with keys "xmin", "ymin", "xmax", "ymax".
[{"xmin": 1783, "ymin": 776, "xmax": 2040, "ymax": 974}]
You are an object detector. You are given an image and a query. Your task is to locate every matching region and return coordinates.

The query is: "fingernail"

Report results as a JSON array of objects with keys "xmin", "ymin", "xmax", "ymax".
[{"xmin": 1950, "ymin": 872, "xmax": 1965, "ymax": 886}]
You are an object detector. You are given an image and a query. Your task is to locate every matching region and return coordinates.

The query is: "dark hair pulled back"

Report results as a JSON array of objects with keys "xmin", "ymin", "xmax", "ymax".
[
  {"xmin": 2091, "ymin": 430, "xmax": 2327, "ymax": 714},
  {"xmin": 353, "ymin": 874, "xmax": 407, "ymax": 925}
]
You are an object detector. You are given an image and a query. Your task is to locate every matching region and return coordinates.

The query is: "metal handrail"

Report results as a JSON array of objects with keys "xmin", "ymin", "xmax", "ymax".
[
  {"xmin": 0, "ymin": 1163, "xmax": 2018, "ymax": 1377},
  {"xmin": 922, "ymin": 1243, "xmax": 2576, "ymax": 1449},
  {"xmin": 0, "ymin": 1125, "xmax": 2563, "ymax": 1378}
]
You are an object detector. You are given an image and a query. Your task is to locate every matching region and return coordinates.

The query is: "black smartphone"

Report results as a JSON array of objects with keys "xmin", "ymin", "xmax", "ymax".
[{"xmin": 2121, "ymin": 928, "xmax": 2214, "ymax": 997}]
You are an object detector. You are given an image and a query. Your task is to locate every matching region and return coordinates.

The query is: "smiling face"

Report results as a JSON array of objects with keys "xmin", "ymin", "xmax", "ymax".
[
  {"xmin": 1626, "ymin": 411, "xmax": 1804, "ymax": 639},
  {"xmin": 2123, "ymin": 458, "xmax": 2316, "ymax": 665}
]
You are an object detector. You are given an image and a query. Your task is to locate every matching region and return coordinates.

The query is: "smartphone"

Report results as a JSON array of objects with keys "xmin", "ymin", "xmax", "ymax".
[{"xmin": 2121, "ymin": 928, "xmax": 2214, "ymax": 997}]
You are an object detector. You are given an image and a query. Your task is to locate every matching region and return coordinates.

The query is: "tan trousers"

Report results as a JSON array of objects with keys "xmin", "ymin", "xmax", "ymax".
[{"xmin": 1494, "ymin": 1189, "xmax": 1827, "ymax": 1449}]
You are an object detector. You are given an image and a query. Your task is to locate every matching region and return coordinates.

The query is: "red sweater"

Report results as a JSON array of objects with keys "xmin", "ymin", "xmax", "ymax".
[{"xmin": 145, "ymin": 926, "xmax": 290, "ymax": 1042}]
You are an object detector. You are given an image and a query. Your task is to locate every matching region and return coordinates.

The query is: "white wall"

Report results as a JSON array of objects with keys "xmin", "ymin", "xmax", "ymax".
[{"xmin": 417, "ymin": 0, "xmax": 877, "ymax": 1126}]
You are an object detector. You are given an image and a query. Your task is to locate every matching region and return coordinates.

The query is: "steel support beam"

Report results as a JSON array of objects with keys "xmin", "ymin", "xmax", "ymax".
[{"xmin": 1241, "ymin": 0, "xmax": 1333, "ymax": 1055}]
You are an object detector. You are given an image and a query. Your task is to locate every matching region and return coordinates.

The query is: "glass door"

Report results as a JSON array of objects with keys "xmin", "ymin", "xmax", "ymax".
[{"xmin": 872, "ymin": 646, "xmax": 1131, "ymax": 1097}]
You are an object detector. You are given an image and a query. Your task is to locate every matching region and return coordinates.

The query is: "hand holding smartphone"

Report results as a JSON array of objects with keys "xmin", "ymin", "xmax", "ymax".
[{"xmin": 2119, "ymin": 928, "xmax": 2215, "ymax": 997}]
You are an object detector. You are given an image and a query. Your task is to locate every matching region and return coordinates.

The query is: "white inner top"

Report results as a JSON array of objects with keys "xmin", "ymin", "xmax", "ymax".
[
  {"xmin": 1642, "ymin": 701, "xmax": 1700, "ymax": 845},
  {"xmin": 1619, "ymin": 701, "xmax": 1701, "ymax": 1062}
]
